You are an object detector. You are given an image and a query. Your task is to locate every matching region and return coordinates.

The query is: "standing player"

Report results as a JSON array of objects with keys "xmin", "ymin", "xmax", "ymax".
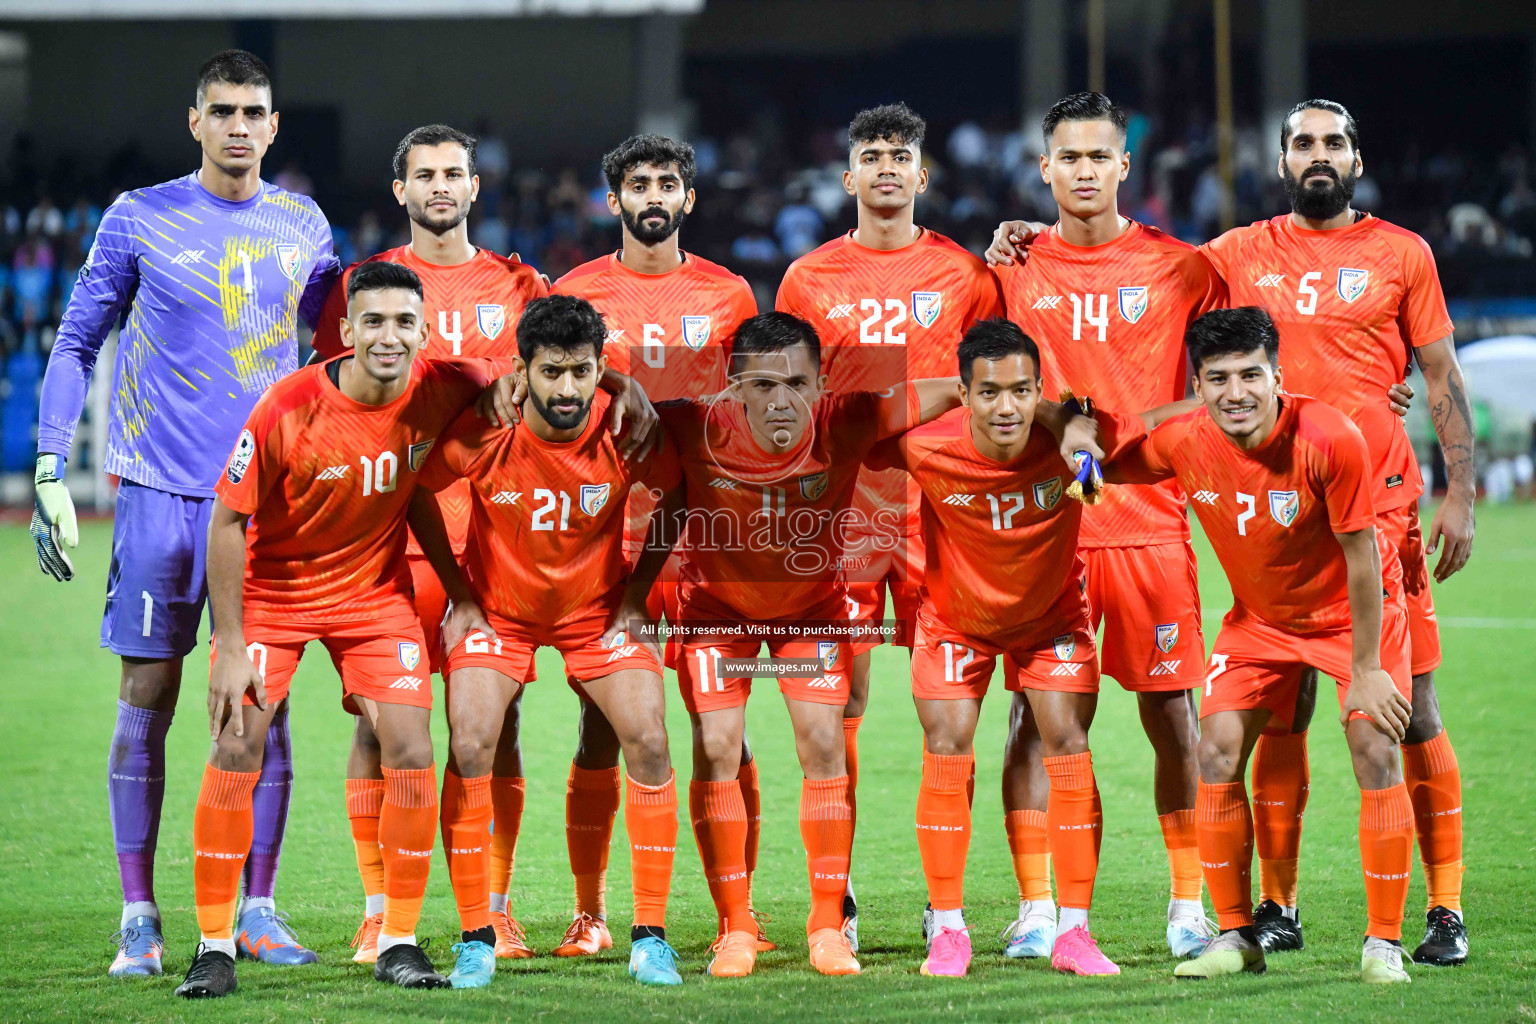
[
  {"xmin": 869, "ymin": 319, "xmax": 1127, "ymax": 979},
  {"xmin": 986, "ymin": 99, "xmax": 1473, "ymax": 965},
  {"xmin": 417, "ymin": 295, "xmax": 684, "ymax": 988},
  {"xmin": 1090, "ymin": 307, "xmax": 1416, "ymax": 984},
  {"xmin": 776, "ymin": 103, "xmax": 1004, "ymax": 942},
  {"xmin": 650, "ymin": 311, "xmax": 962, "ymax": 977},
  {"xmin": 309, "ymin": 124, "xmax": 548, "ymax": 964},
  {"xmin": 175, "ymin": 261, "xmax": 498, "ymax": 998},
  {"xmin": 550, "ymin": 134, "xmax": 762, "ymax": 957},
  {"xmin": 31, "ymin": 50, "xmax": 338, "ymax": 975},
  {"xmin": 991, "ymin": 93, "xmax": 1224, "ymax": 958}
]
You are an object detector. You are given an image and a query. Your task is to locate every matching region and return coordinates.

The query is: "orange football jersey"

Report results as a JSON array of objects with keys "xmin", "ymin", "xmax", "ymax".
[
  {"xmin": 776, "ymin": 228, "xmax": 1003, "ymax": 536},
  {"xmin": 996, "ymin": 221, "xmax": 1227, "ymax": 547},
  {"xmin": 310, "ymin": 245, "xmax": 547, "ymax": 557},
  {"xmin": 867, "ymin": 409, "xmax": 1134, "ymax": 639},
  {"xmin": 1099, "ymin": 395, "xmax": 1403, "ymax": 634},
  {"xmin": 662, "ymin": 386, "xmax": 920, "ymax": 620},
  {"xmin": 417, "ymin": 390, "xmax": 681, "ymax": 624},
  {"xmin": 1201, "ymin": 214, "xmax": 1454, "ymax": 512},
  {"xmin": 216, "ymin": 356, "xmax": 494, "ymax": 626}
]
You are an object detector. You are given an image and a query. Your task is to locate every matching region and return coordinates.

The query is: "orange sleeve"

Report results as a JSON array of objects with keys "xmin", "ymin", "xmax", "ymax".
[
  {"xmin": 1319, "ymin": 418, "xmax": 1377, "ymax": 534},
  {"xmin": 1098, "ymin": 409, "xmax": 1177, "ymax": 485},
  {"xmin": 774, "ymin": 263, "xmax": 809, "ymax": 317},
  {"xmin": 308, "ymin": 270, "xmax": 352, "ymax": 359},
  {"xmin": 214, "ymin": 401, "xmax": 287, "ymax": 515},
  {"xmin": 636, "ymin": 428, "xmax": 683, "ymax": 493},
  {"xmin": 1196, "ymin": 230, "xmax": 1239, "ymax": 284},
  {"xmin": 863, "ymin": 433, "xmax": 908, "ymax": 474},
  {"xmin": 1393, "ymin": 233, "xmax": 1455, "ymax": 347},
  {"xmin": 1186, "ymin": 249, "xmax": 1229, "ymax": 317},
  {"xmin": 966, "ymin": 261, "xmax": 1005, "ymax": 324},
  {"xmin": 418, "ymin": 409, "xmax": 481, "ymax": 493}
]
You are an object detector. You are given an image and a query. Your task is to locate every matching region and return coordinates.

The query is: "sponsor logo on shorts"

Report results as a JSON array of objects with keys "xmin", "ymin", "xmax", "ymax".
[
  {"xmin": 397, "ymin": 642, "xmax": 421, "ymax": 671},
  {"xmin": 1269, "ymin": 489, "xmax": 1300, "ymax": 527},
  {"xmin": 316, "ymin": 464, "xmax": 349, "ymax": 480},
  {"xmin": 1033, "ymin": 476, "xmax": 1063, "ymax": 510},
  {"xmin": 389, "ymin": 676, "xmax": 422, "ymax": 690},
  {"xmin": 825, "ymin": 303, "xmax": 856, "ymax": 320},
  {"xmin": 1386, "ymin": 474, "xmax": 1403, "ymax": 489},
  {"xmin": 807, "ymin": 675, "xmax": 841, "ymax": 689},
  {"xmin": 943, "ymin": 493, "xmax": 975, "ymax": 506},
  {"xmin": 1049, "ymin": 663, "xmax": 1081, "ymax": 676},
  {"xmin": 491, "ymin": 490, "xmax": 522, "ymax": 504},
  {"xmin": 606, "ymin": 645, "xmax": 639, "ymax": 663},
  {"xmin": 911, "ymin": 290, "xmax": 943, "ymax": 327},
  {"xmin": 1156, "ymin": 623, "xmax": 1179, "ymax": 653},
  {"xmin": 1148, "ymin": 660, "xmax": 1182, "ymax": 676},
  {"xmin": 1032, "ymin": 295, "xmax": 1063, "ymax": 310},
  {"xmin": 1053, "ymin": 634, "xmax": 1076, "ymax": 660},
  {"xmin": 408, "ymin": 438, "xmax": 436, "ymax": 472},
  {"xmin": 581, "ymin": 482, "xmax": 610, "ymax": 516},
  {"xmin": 227, "ymin": 429, "xmax": 256, "ymax": 484},
  {"xmin": 799, "ymin": 471, "xmax": 829, "ymax": 501},
  {"xmin": 1193, "ymin": 489, "xmax": 1219, "ymax": 505}
]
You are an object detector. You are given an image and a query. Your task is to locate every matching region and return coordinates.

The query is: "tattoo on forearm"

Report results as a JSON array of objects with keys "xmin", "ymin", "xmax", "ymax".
[{"xmin": 1430, "ymin": 368, "xmax": 1475, "ymax": 488}]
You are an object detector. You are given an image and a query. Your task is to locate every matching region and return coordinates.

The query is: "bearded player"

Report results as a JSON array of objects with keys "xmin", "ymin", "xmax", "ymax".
[
  {"xmin": 416, "ymin": 295, "xmax": 684, "ymax": 988},
  {"xmin": 310, "ymin": 124, "xmax": 548, "ymax": 964},
  {"xmin": 176, "ymin": 261, "xmax": 500, "ymax": 997},
  {"xmin": 987, "ymin": 99, "xmax": 1472, "ymax": 966},
  {"xmin": 776, "ymin": 102, "xmax": 1004, "ymax": 945},
  {"xmin": 647, "ymin": 311, "xmax": 965, "ymax": 977},
  {"xmin": 1088, "ymin": 306, "xmax": 1417, "ymax": 984},
  {"xmin": 990, "ymin": 93, "xmax": 1225, "ymax": 959},
  {"xmin": 32, "ymin": 50, "xmax": 338, "ymax": 974},
  {"xmin": 550, "ymin": 134, "xmax": 764, "ymax": 957}
]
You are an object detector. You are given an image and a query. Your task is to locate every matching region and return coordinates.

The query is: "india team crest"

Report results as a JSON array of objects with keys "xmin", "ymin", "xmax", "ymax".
[
  {"xmin": 408, "ymin": 438, "xmax": 435, "ymax": 472},
  {"xmin": 681, "ymin": 315, "xmax": 711, "ymax": 351},
  {"xmin": 1033, "ymin": 476, "xmax": 1063, "ymax": 511},
  {"xmin": 818, "ymin": 641, "xmax": 840, "ymax": 671},
  {"xmin": 580, "ymin": 482, "xmax": 611, "ymax": 516},
  {"xmin": 1118, "ymin": 286, "xmax": 1149, "ymax": 324},
  {"xmin": 911, "ymin": 291, "xmax": 943, "ymax": 328},
  {"xmin": 799, "ymin": 471, "xmax": 829, "ymax": 500},
  {"xmin": 1053, "ymin": 634, "xmax": 1076, "ymax": 661},
  {"xmin": 1337, "ymin": 267, "xmax": 1369, "ymax": 303},
  {"xmin": 476, "ymin": 303, "xmax": 506, "ymax": 339},
  {"xmin": 274, "ymin": 244, "xmax": 302, "ymax": 281},
  {"xmin": 1156, "ymin": 623, "xmax": 1179, "ymax": 654},
  {"xmin": 1269, "ymin": 489, "xmax": 1300, "ymax": 527},
  {"xmin": 398, "ymin": 642, "xmax": 421, "ymax": 671}
]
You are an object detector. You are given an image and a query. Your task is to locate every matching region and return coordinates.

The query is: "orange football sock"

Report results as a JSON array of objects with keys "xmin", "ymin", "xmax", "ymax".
[
  {"xmin": 801, "ymin": 775, "xmax": 854, "ymax": 933},
  {"xmin": 1251, "ymin": 731, "xmax": 1308, "ymax": 907},
  {"xmin": 690, "ymin": 779, "xmax": 753, "ymax": 933},
  {"xmin": 193, "ymin": 765, "xmax": 258, "ymax": 940},
  {"xmin": 440, "ymin": 771, "xmax": 492, "ymax": 933},
  {"xmin": 916, "ymin": 751, "xmax": 973, "ymax": 912},
  {"xmin": 739, "ymin": 758, "xmax": 762, "ymax": 888},
  {"xmin": 1197, "ymin": 780, "xmax": 1255, "ymax": 930},
  {"xmin": 842, "ymin": 716, "xmax": 862, "ymax": 790},
  {"xmin": 488, "ymin": 775, "xmax": 525, "ymax": 900},
  {"xmin": 1158, "ymin": 809, "xmax": 1203, "ymax": 902},
  {"xmin": 1360, "ymin": 784, "xmax": 1414, "ymax": 941},
  {"xmin": 1004, "ymin": 808, "xmax": 1052, "ymax": 903},
  {"xmin": 566, "ymin": 764, "xmax": 620, "ymax": 919},
  {"xmin": 345, "ymin": 777, "xmax": 386, "ymax": 903},
  {"xmin": 1042, "ymin": 752, "xmax": 1101, "ymax": 911},
  {"xmin": 626, "ymin": 773, "xmax": 679, "ymax": 929},
  {"xmin": 1402, "ymin": 731, "xmax": 1464, "ymax": 913},
  {"xmin": 380, "ymin": 765, "xmax": 438, "ymax": 939},
  {"xmin": 966, "ymin": 760, "xmax": 977, "ymax": 809}
]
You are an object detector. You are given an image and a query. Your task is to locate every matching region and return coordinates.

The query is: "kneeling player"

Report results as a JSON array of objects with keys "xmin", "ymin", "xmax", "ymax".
[
  {"xmin": 871, "ymin": 320, "xmax": 1129, "ymax": 978},
  {"xmin": 417, "ymin": 295, "xmax": 684, "ymax": 988},
  {"xmin": 648, "ymin": 312, "xmax": 962, "ymax": 977},
  {"xmin": 1092, "ymin": 307, "xmax": 1416, "ymax": 984},
  {"xmin": 176, "ymin": 263, "xmax": 499, "ymax": 997}
]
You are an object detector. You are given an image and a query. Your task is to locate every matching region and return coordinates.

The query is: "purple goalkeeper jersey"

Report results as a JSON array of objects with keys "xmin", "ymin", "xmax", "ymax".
[{"xmin": 38, "ymin": 172, "xmax": 339, "ymax": 497}]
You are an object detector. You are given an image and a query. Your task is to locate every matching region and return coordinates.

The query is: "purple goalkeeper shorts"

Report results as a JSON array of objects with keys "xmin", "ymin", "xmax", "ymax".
[{"xmin": 101, "ymin": 480, "xmax": 213, "ymax": 659}]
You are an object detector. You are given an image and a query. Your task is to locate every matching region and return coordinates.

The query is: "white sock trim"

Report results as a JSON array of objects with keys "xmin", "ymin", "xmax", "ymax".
[
  {"xmin": 199, "ymin": 936, "xmax": 237, "ymax": 958},
  {"xmin": 489, "ymin": 893, "xmax": 508, "ymax": 915},
  {"xmin": 239, "ymin": 896, "xmax": 275, "ymax": 916},
  {"xmin": 1058, "ymin": 907, "xmax": 1089, "ymax": 932},
  {"xmin": 1169, "ymin": 898, "xmax": 1205, "ymax": 920},
  {"xmin": 376, "ymin": 933, "xmax": 416, "ymax": 957},
  {"xmin": 122, "ymin": 901, "xmax": 160, "ymax": 928},
  {"xmin": 365, "ymin": 894, "xmax": 386, "ymax": 917},
  {"xmin": 1279, "ymin": 904, "xmax": 1299, "ymax": 922},
  {"xmin": 1020, "ymin": 899, "xmax": 1056, "ymax": 922},
  {"xmin": 932, "ymin": 908, "xmax": 966, "ymax": 931}
]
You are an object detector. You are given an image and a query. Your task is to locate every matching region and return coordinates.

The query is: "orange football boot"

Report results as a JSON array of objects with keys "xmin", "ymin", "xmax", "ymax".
[{"xmin": 553, "ymin": 913, "xmax": 613, "ymax": 957}]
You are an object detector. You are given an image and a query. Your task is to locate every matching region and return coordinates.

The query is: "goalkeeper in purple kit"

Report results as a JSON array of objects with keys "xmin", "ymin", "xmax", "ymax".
[{"xmin": 32, "ymin": 49, "xmax": 339, "ymax": 976}]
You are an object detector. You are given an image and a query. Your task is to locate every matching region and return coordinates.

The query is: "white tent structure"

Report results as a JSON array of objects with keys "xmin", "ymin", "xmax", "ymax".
[{"xmin": 1457, "ymin": 336, "xmax": 1536, "ymax": 417}]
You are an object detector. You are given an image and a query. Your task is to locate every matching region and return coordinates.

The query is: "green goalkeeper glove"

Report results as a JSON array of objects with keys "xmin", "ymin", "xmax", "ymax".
[{"xmin": 32, "ymin": 454, "xmax": 78, "ymax": 582}]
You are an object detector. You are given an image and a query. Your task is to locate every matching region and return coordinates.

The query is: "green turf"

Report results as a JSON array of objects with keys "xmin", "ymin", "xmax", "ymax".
[{"xmin": 1, "ymin": 504, "xmax": 1533, "ymax": 1022}]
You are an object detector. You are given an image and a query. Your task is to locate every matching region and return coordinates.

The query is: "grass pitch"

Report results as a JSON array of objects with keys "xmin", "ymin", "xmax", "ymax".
[{"xmin": 1, "ymin": 504, "xmax": 1533, "ymax": 1023}]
